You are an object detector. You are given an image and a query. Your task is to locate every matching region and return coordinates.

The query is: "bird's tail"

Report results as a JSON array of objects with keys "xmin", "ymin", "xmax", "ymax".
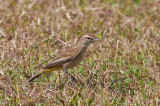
[
  {"xmin": 28, "ymin": 67, "xmax": 59, "ymax": 83},
  {"xmin": 28, "ymin": 71, "xmax": 43, "ymax": 83}
]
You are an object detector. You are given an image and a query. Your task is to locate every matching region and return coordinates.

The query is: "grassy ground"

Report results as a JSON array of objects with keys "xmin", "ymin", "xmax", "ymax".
[{"xmin": 0, "ymin": 0, "xmax": 160, "ymax": 105}]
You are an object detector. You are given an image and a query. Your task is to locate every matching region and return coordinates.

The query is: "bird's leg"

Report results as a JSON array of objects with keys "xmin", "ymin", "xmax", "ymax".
[
  {"xmin": 62, "ymin": 70, "xmax": 66, "ymax": 84},
  {"xmin": 64, "ymin": 70, "xmax": 75, "ymax": 86},
  {"xmin": 57, "ymin": 69, "xmax": 67, "ymax": 89},
  {"xmin": 64, "ymin": 70, "xmax": 75, "ymax": 80},
  {"xmin": 46, "ymin": 73, "xmax": 50, "ymax": 87},
  {"xmin": 64, "ymin": 70, "xmax": 82, "ymax": 85}
]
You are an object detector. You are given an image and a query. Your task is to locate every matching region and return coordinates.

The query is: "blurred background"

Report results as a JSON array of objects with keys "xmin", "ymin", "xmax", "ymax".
[{"xmin": 0, "ymin": 0, "xmax": 160, "ymax": 105}]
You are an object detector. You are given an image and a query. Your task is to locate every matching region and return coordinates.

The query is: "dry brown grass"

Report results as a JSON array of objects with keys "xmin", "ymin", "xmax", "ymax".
[{"xmin": 0, "ymin": 0, "xmax": 160, "ymax": 105}]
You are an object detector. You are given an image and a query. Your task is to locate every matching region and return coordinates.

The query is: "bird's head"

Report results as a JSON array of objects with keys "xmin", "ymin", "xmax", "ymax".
[{"xmin": 81, "ymin": 34, "xmax": 100, "ymax": 46}]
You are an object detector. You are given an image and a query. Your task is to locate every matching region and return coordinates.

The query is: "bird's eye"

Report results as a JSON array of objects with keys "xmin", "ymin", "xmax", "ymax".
[{"xmin": 87, "ymin": 37, "xmax": 93, "ymax": 41}]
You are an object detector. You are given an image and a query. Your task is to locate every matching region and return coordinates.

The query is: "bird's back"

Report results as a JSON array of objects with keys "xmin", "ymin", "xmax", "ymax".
[{"xmin": 44, "ymin": 40, "xmax": 86, "ymax": 69}]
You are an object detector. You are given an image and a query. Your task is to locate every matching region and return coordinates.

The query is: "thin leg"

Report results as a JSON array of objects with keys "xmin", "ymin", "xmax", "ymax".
[
  {"xmin": 64, "ymin": 70, "xmax": 82, "ymax": 85},
  {"xmin": 61, "ymin": 71, "xmax": 66, "ymax": 85},
  {"xmin": 46, "ymin": 73, "xmax": 50, "ymax": 87},
  {"xmin": 57, "ymin": 71, "xmax": 66, "ymax": 90},
  {"xmin": 64, "ymin": 70, "xmax": 75, "ymax": 79}
]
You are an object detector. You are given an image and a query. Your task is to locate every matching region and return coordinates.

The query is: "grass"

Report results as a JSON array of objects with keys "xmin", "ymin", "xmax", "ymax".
[{"xmin": 0, "ymin": 0, "xmax": 160, "ymax": 105}]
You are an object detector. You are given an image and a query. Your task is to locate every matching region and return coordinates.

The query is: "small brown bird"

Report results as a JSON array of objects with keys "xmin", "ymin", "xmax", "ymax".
[{"xmin": 28, "ymin": 34, "xmax": 99, "ymax": 82}]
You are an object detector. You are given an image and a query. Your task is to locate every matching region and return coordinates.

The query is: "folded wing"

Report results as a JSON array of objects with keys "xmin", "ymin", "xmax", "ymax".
[{"xmin": 43, "ymin": 56, "xmax": 73, "ymax": 69}]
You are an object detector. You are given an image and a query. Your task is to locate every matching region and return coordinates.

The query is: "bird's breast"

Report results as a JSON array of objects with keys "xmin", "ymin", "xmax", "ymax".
[{"xmin": 65, "ymin": 46, "xmax": 87, "ymax": 69}]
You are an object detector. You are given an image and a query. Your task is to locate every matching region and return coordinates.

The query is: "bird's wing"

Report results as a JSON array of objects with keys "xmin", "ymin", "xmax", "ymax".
[
  {"xmin": 43, "ymin": 56, "xmax": 73, "ymax": 69},
  {"xmin": 44, "ymin": 45, "xmax": 81, "ymax": 69}
]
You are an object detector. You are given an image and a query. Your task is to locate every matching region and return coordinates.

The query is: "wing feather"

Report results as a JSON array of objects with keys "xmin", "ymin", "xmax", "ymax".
[
  {"xmin": 43, "ymin": 57, "xmax": 72, "ymax": 69},
  {"xmin": 44, "ymin": 45, "xmax": 82, "ymax": 69}
]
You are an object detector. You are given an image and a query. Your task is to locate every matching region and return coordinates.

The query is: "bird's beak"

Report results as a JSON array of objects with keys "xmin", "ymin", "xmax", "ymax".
[{"xmin": 94, "ymin": 38, "xmax": 100, "ymax": 41}]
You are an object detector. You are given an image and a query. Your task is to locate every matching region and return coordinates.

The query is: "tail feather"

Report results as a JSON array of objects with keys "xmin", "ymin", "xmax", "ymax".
[
  {"xmin": 28, "ymin": 68, "xmax": 58, "ymax": 83},
  {"xmin": 28, "ymin": 71, "xmax": 44, "ymax": 83}
]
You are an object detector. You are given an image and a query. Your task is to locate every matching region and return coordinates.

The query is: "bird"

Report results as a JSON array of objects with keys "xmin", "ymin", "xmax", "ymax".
[{"xmin": 28, "ymin": 34, "xmax": 99, "ymax": 83}]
